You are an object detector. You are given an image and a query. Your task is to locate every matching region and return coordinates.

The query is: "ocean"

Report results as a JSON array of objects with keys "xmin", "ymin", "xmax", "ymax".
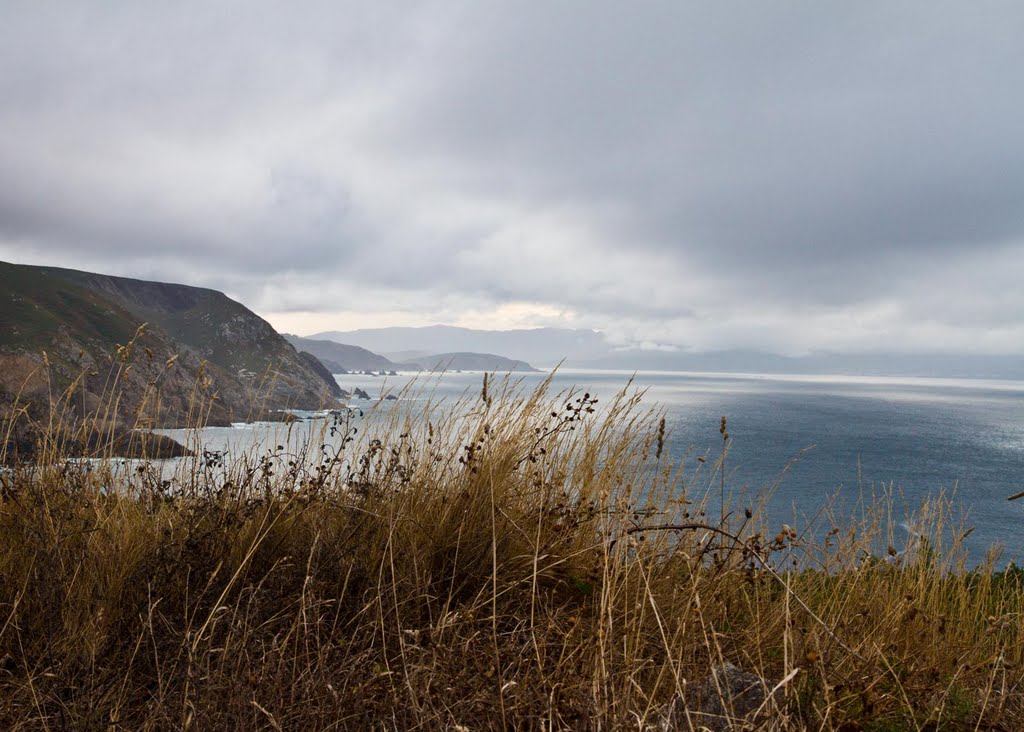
[{"xmin": 160, "ymin": 368, "xmax": 1024, "ymax": 564}]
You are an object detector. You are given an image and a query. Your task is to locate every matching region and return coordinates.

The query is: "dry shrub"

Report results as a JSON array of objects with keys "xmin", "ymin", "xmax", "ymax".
[{"xmin": 0, "ymin": 360, "xmax": 1021, "ymax": 730}]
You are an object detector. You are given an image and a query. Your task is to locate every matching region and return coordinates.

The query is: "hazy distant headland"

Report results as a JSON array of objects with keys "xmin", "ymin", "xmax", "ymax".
[
  {"xmin": 311, "ymin": 325, "xmax": 1024, "ymax": 380},
  {"xmin": 285, "ymin": 333, "xmax": 540, "ymax": 374}
]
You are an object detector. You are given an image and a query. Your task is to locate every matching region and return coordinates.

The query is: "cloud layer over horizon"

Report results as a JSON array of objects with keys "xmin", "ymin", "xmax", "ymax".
[{"xmin": 3, "ymin": 2, "xmax": 1023, "ymax": 354}]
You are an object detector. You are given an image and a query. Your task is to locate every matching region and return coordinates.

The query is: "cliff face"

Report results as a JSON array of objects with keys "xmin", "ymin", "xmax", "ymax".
[{"xmin": 0, "ymin": 261, "xmax": 341, "ymax": 427}]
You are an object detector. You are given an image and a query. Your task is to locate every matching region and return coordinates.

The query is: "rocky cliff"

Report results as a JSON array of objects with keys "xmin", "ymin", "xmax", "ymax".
[{"xmin": 0, "ymin": 261, "xmax": 341, "ymax": 428}]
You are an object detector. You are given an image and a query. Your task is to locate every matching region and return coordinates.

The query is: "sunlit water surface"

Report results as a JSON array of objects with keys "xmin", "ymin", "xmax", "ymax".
[{"xmin": 156, "ymin": 369, "xmax": 1024, "ymax": 564}]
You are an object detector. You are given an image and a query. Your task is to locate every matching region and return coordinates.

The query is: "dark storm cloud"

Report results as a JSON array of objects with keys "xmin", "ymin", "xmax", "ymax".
[
  {"xmin": 398, "ymin": 2, "xmax": 1024, "ymax": 301},
  {"xmin": 0, "ymin": 1, "xmax": 419, "ymax": 277},
  {"xmin": 1, "ymin": 2, "xmax": 1023, "ymax": 351}
]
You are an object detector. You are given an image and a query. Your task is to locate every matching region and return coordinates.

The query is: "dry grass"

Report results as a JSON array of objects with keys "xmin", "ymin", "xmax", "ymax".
[{"xmin": 0, "ymin": 355, "xmax": 1021, "ymax": 730}]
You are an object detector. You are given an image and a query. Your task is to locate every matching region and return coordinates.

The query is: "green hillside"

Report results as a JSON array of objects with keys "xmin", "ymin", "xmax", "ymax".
[
  {"xmin": 1, "ymin": 264, "xmax": 139, "ymax": 352},
  {"xmin": 1, "ymin": 261, "xmax": 341, "ymax": 428}
]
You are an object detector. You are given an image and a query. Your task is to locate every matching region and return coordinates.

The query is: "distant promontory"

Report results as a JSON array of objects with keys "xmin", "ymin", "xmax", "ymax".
[{"xmin": 285, "ymin": 334, "xmax": 541, "ymax": 373}]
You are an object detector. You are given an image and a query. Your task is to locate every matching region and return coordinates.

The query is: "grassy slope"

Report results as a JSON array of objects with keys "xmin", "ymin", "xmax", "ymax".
[
  {"xmin": 0, "ymin": 262, "xmax": 212, "ymax": 429},
  {"xmin": 0, "ymin": 263, "xmax": 139, "ymax": 355},
  {"xmin": 37, "ymin": 265, "xmax": 320, "ymax": 377},
  {"xmin": 1, "ymin": 261, "xmax": 340, "ymax": 427},
  {"xmin": 0, "ymin": 376, "xmax": 1019, "ymax": 730}
]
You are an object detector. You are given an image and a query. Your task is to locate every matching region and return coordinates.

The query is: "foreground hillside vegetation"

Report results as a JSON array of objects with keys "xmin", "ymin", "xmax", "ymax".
[{"xmin": 0, "ymin": 348, "xmax": 1021, "ymax": 730}]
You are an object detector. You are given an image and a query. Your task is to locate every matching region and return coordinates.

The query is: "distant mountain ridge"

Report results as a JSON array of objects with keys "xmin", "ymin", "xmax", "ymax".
[
  {"xmin": 287, "ymin": 334, "xmax": 539, "ymax": 373},
  {"xmin": 1, "ymin": 261, "xmax": 341, "ymax": 428},
  {"xmin": 398, "ymin": 352, "xmax": 539, "ymax": 373},
  {"xmin": 308, "ymin": 325, "xmax": 1024, "ymax": 380},
  {"xmin": 284, "ymin": 334, "xmax": 400, "ymax": 372},
  {"xmin": 309, "ymin": 325, "xmax": 608, "ymax": 367}
]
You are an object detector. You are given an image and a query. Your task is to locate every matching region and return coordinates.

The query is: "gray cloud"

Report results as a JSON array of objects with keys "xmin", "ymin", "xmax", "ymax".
[{"xmin": 2, "ymin": 2, "xmax": 1023, "ymax": 353}]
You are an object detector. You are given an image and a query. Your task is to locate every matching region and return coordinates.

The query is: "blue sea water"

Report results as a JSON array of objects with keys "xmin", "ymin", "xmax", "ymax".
[{"xmin": 164, "ymin": 369, "xmax": 1024, "ymax": 563}]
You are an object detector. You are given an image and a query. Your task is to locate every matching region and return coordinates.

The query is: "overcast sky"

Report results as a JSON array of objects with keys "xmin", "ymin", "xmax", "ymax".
[{"xmin": 2, "ymin": 2, "xmax": 1023, "ymax": 354}]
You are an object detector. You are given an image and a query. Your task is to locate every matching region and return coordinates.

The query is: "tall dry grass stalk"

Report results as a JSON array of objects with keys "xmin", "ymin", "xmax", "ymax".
[{"xmin": 0, "ymin": 356, "xmax": 1021, "ymax": 730}]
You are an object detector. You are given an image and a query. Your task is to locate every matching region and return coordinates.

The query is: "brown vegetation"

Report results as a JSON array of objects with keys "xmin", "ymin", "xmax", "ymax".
[{"xmin": 0, "ymin": 358, "xmax": 1021, "ymax": 730}]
